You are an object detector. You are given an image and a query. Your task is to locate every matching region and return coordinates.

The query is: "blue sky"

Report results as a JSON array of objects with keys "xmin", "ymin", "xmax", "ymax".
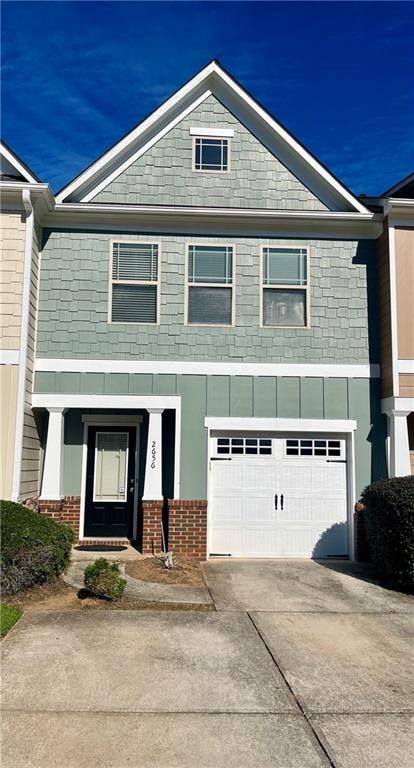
[{"xmin": 2, "ymin": 1, "xmax": 413, "ymax": 195}]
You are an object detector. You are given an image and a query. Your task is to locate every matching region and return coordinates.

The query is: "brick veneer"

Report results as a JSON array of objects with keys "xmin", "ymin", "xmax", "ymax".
[
  {"xmin": 167, "ymin": 500, "xmax": 207, "ymax": 561},
  {"xmin": 141, "ymin": 500, "xmax": 164, "ymax": 554},
  {"xmin": 36, "ymin": 496, "xmax": 81, "ymax": 539}
]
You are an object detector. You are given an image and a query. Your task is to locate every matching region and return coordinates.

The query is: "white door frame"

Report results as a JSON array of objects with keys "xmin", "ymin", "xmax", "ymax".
[
  {"xmin": 79, "ymin": 415, "xmax": 142, "ymax": 541},
  {"xmin": 205, "ymin": 417, "xmax": 357, "ymax": 560}
]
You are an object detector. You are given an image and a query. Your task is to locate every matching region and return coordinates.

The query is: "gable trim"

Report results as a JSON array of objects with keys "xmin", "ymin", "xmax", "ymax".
[
  {"xmin": 0, "ymin": 140, "xmax": 40, "ymax": 184},
  {"xmin": 82, "ymin": 90, "xmax": 211, "ymax": 203},
  {"xmin": 56, "ymin": 61, "xmax": 369, "ymax": 214}
]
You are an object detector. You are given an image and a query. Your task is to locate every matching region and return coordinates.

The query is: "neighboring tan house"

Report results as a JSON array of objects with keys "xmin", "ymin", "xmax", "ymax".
[
  {"xmin": 377, "ymin": 173, "xmax": 414, "ymax": 476},
  {"xmin": 0, "ymin": 142, "xmax": 52, "ymax": 501},
  {"xmin": 24, "ymin": 61, "xmax": 387, "ymax": 560}
]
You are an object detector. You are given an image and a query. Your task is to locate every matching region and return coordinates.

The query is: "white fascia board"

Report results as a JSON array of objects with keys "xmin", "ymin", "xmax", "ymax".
[
  {"xmin": 0, "ymin": 349, "xmax": 20, "ymax": 365},
  {"xmin": 189, "ymin": 127, "xmax": 234, "ymax": 137},
  {"xmin": 53, "ymin": 202, "xmax": 377, "ymax": 221},
  {"xmin": 81, "ymin": 91, "xmax": 212, "ymax": 202},
  {"xmin": 399, "ymin": 360, "xmax": 414, "ymax": 374},
  {"xmin": 35, "ymin": 358, "xmax": 380, "ymax": 378},
  {"xmin": 55, "ymin": 60, "xmax": 368, "ymax": 213},
  {"xmin": 0, "ymin": 143, "xmax": 38, "ymax": 184},
  {"xmin": 32, "ymin": 393, "xmax": 181, "ymax": 410},
  {"xmin": 205, "ymin": 416, "xmax": 357, "ymax": 433},
  {"xmin": 56, "ymin": 61, "xmax": 218, "ymax": 203},
  {"xmin": 211, "ymin": 65, "xmax": 369, "ymax": 215}
]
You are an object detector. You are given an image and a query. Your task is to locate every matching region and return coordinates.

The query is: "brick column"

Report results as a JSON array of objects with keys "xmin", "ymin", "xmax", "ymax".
[
  {"xmin": 37, "ymin": 496, "xmax": 81, "ymax": 541},
  {"xmin": 167, "ymin": 500, "xmax": 207, "ymax": 561},
  {"xmin": 141, "ymin": 500, "xmax": 164, "ymax": 554}
]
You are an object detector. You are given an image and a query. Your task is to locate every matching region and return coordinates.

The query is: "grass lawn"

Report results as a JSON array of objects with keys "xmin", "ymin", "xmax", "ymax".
[{"xmin": 1, "ymin": 603, "xmax": 23, "ymax": 637}]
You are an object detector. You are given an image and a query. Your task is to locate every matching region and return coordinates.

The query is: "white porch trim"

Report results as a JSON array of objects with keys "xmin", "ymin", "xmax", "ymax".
[
  {"xmin": 204, "ymin": 416, "xmax": 357, "ymax": 433},
  {"xmin": 40, "ymin": 408, "xmax": 66, "ymax": 500},
  {"xmin": 142, "ymin": 408, "xmax": 164, "ymax": 500},
  {"xmin": 381, "ymin": 396, "xmax": 413, "ymax": 477}
]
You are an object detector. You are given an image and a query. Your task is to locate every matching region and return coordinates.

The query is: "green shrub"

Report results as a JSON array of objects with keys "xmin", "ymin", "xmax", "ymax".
[
  {"xmin": 361, "ymin": 476, "xmax": 414, "ymax": 589},
  {"xmin": 0, "ymin": 501, "xmax": 75, "ymax": 596},
  {"xmin": 84, "ymin": 558, "xmax": 127, "ymax": 601},
  {"xmin": 0, "ymin": 603, "xmax": 22, "ymax": 637}
]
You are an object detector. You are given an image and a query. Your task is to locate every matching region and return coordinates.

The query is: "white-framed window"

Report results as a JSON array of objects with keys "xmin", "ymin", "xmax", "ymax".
[
  {"xmin": 261, "ymin": 246, "xmax": 309, "ymax": 327},
  {"xmin": 285, "ymin": 438, "xmax": 344, "ymax": 459},
  {"xmin": 216, "ymin": 437, "xmax": 272, "ymax": 456},
  {"xmin": 186, "ymin": 244, "xmax": 234, "ymax": 326},
  {"xmin": 193, "ymin": 136, "xmax": 229, "ymax": 172},
  {"xmin": 109, "ymin": 241, "xmax": 159, "ymax": 324}
]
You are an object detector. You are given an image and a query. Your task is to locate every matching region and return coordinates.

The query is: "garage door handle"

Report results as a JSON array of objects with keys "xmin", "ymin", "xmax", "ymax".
[
  {"xmin": 280, "ymin": 494, "xmax": 284, "ymax": 511},
  {"xmin": 274, "ymin": 494, "xmax": 278, "ymax": 510}
]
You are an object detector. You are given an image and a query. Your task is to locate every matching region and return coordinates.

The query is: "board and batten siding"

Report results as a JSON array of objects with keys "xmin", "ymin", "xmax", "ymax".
[
  {"xmin": 92, "ymin": 95, "xmax": 328, "ymax": 211},
  {"xmin": 35, "ymin": 372, "xmax": 387, "ymax": 502},
  {"xmin": 38, "ymin": 231, "xmax": 378, "ymax": 365}
]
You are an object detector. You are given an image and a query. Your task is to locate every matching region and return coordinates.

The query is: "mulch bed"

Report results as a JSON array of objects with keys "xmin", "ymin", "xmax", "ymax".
[{"xmin": 125, "ymin": 555, "xmax": 206, "ymax": 587}]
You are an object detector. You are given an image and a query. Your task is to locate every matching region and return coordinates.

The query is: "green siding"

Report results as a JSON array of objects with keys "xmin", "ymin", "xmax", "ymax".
[
  {"xmin": 253, "ymin": 377, "xmax": 277, "ymax": 417},
  {"xmin": 324, "ymin": 378, "xmax": 348, "ymax": 419},
  {"xmin": 38, "ymin": 232, "xmax": 378, "ymax": 365},
  {"xmin": 300, "ymin": 378, "xmax": 324, "ymax": 418},
  {"xmin": 207, "ymin": 376, "xmax": 230, "ymax": 416},
  {"xmin": 278, "ymin": 378, "xmax": 300, "ymax": 418},
  {"xmin": 93, "ymin": 95, "xmax": 327, "ymax": 211},
  {"xmin": 230, "ymin": 377, "xmax": 253, "ymax": 417},
  {"xmin": 57, "ymin": 373, "xmax": 385, "ymax": 500}
]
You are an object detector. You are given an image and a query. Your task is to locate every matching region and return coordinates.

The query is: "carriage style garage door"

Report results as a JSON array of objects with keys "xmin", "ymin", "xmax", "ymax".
[{"xmin": 209, "ymin": 434, "xmax": 349, "ymax": 558}]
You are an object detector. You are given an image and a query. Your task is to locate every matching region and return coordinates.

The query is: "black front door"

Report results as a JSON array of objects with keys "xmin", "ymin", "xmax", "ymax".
[{"xmin": 84, "ymin": 426, "xmax": 136, "ymax": 538}]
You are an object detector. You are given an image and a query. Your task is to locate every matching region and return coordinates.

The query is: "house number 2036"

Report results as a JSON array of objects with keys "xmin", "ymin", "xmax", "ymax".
[{"xmin": 151, "ymin": 441, "xmax": 156, "ymax": 469}]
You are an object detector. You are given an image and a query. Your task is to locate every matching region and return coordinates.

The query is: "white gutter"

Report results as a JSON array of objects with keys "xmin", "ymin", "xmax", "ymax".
[
  {"xmin": 11, "ymin": 190, "xmax": 34, "ymax": 500},
  {"xmin": 53, "ymin": 202, "xmax": 379, "ymax": 221}
]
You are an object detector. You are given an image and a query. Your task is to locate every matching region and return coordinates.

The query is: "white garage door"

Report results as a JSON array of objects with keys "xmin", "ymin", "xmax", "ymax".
[{"xmin": 209, "ymin": 435, "xmax": 348, "ymax": 558}]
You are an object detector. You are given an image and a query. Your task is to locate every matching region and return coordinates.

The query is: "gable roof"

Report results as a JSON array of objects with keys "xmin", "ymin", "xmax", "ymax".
[
  {"xmin": 383, "ymin": 171, "xmax": 414, "ymax": 199},
  {"xmin": 56, "ymin": 60, "xmax": 369, "ymax": 214},
  {"xmin": 0, "ymin": 139, "xmax": 41, "ymax": 184}
]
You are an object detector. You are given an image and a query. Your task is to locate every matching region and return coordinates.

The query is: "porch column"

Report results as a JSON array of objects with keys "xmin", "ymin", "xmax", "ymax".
[
  {"xmin": 388, "ymin": 410, "xmax": 411, "ymax": 477},
  {"xmin": 143, "ymin": 408, "xmax": 164, "ymax": 500},
  {"xmin": 40, "ymin": 407, "xmax": 66, "ymax": 500}
]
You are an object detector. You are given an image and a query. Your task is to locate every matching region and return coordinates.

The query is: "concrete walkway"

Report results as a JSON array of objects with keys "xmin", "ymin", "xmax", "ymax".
[
  {"xmin": 63, "ymin": 559, "xmax": 213, "ymax": 605},
  {"xmin": 2, "ymin": 559, "xmax": 414, "ymax": 767}
]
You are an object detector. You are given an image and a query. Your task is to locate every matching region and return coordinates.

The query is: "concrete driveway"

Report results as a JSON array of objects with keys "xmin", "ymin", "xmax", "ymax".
[{"xmin": 2, "ymin": 560, "xmax": 414, "ymax": 767}]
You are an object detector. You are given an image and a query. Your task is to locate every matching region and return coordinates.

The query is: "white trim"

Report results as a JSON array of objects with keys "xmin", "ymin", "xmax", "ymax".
[
  {"xmin": 82, "ymin": 414, "xmax": 143, "ymax": 424},
  {"xmin": 39, "ymin": 407, "xmax": 66, "ymax": 500},
  {"xmin": 205, "ymin": 419, "xmax": 356, "ymax": 561},
  {"xmin": 35, "ymin": 358, "xmax": 380, "ymax": 379},
  {"xmin": 260, "ymin": 244, "xmax": 310, "ymax": 329},
  {"xmin": 56, "ymin": 61, "xmax": 368, "ymax": 213},
  {"xmin": 190, "ymin": 127, "xmax": 234, "ymax": 137},
  {"xmin": 108, "ymin": 239, "xmax": 161, "ymax": 326},
  {"xmin": 79, "ymin": 421, "xmax": 140, "ymax": 541},
  {"xmin": 381, "ymin": 396, "xmax": 414, "ymax": 415},
  {"xmin": 399, "ymin": 360, "xmax": 414, "ymax": 374},
  {"xmin": 185, "ymin": 242, "xmax": 235, "ymax": 326},
  {"xmin": 32, "ymin": 393, "xmax": 180, "ymax": 410},
  {"xmin": 0, "ymin": 349, "xmax": 19, "ymax": 365},
  {"xmin": 0, "ymin": 142, "xmax": 38, "ymax": 184},
  {"xmin": 11, "ymin": 190, "xmax": 33, "ymax": 501},
  {"xmin": 204, "ymin": 416, "xmax": 357, "ymax": 433},
  {"xmin": 174, "ymin": 400, "xmax": 181, "ymax": 499},
  {"xmin": 81, "ymin": 92, "xmax": 211, "ymax": 203},
  {"xmin": 388, "ymin": 223, "xmax": 400, "ymax": 396}
]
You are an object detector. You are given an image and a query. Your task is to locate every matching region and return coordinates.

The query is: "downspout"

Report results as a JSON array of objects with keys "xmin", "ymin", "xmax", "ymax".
[{"xmin": 11, "ymin": 189, "xmax": 34, "ymax": 500}]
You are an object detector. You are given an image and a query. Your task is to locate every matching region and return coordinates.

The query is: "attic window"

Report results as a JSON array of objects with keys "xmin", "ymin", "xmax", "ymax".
[{"xmin": 193, "ymin": 137, "xmax": 229, "ymax": 172}]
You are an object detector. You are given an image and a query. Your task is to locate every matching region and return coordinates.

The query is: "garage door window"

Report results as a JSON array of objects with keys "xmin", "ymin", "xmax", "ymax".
[
  {"xmin": 216, "ymin": 437, "xmax": 272, "ymax": 456},
  {"xmin": 286, "ymin": 439, "xmax": 343, "ymax": 458}
]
